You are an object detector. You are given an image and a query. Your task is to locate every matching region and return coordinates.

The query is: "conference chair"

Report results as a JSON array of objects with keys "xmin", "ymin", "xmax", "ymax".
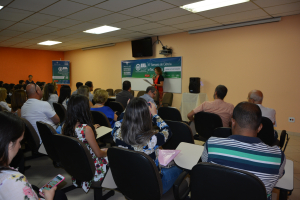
[
  {"xmin": 137, "ymin": 91, "xmax": 146, "ymax": 97},
  {"xmin": 257, "ymin": 117, "xmax": 275, "ymax": 146},
  {"xmin": 106, "ymin": 89, "xmax": 113, "ymax": 96},
  {"xmin": 212, "ymin": 127, "xmax": 232, "ymax": 138},
  {"xmin": 36, "ymin": 121, "xmax": 62, "ymax": 167},
  {"xmin": 158, "ymin": 107, "xmax": 186, "ymax": 122},
  {"xmin": 114, "ymin": 89, "xmax": 122, "ymax": 95},
  {"xmin": 21, "ymin": 118, "xmax": 41, "ymax": 155},
  {"xmin": 130, "ymin": 90, "xmax": 134, "ymax": 96},
  {"xmin": 279, "ymin": 130, "xmax": 290, "ymax": 152},
  {"xmin": 163, "ymin": 120, "xmax": 194, "ymax": 150},
  {"xmin": 53, "ymin": 134, "xmax": 115, "ymax": 200},
  {"xmin": 107, "ymin": 147, "xmax": 189, "ymax": 200},
  {"xmin": 53, "ymin": 103, "xmax": 67, "ymax": 123},
  {"xmin": 187, "ymin": 163, "xmax": 267, "ymax": 200},
  {"xmin": 193, "ymin": 112, "xmax": 223, "ymax": 142},
  {"xmin": 91, "ymin": 111, "xmax": 114, "ymax": 147},
  {"xmin": 162, "ymin": 93, "xmax": 173, "ymax": 107},
  {"xmin": 109, "ymin": 101, "xmax": 124, "ymax": 115}
]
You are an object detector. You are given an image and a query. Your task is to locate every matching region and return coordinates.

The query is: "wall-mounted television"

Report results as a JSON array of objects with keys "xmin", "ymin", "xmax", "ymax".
[{"xmin": 131, "ymin": 37, "xmax": 153, "ymax": 57}]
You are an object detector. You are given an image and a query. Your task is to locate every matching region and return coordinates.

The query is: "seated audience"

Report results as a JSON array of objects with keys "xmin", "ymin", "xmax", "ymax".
[
  {"xmin": 116, "ymin": 81, "xmax": 133, "ymax": 109},
  {"xmin": 0, "ymin": 87, "xmax": 11, "ymax": 112},
  {"xmin": 51, "ymin": 81, "xmax": 58, "ymax": 95},
  {"xmin": 19, "ymin": 80, "xmax": 25, "ymax": 85},
  {"xmin": 85, "ymin": 81, "xmax": 94, "ymax": 102},
  {"xmin": 139, "ymin": 86, "xmax": 157, "ymax": 108},
  {"xmin": 91, "ymin": 89, "xmax": 117, "ymax": 127},
  {"xmin": 25, "ymin": 75, "xmax": 34, "ymax": 84},
  {"xmin": 58, "ymin": 85, "xmax": 71, "ymax": 110},
  {"xmin": 9, "ymin": 84, "xmax": 15, "ymax": 96},
  {"xmin": 0, "ymin": 81, "xmax": 3, "ymax": 87},
  {"xmin": 21, "ymin": 84, "xmax": 60, "ymax": 144},
  {"xmin": 78, "ymin": 85, "xmax": 93, "ymax": 107},
  {"xmin": 112, "ymin": 98, "xmax": 182, "ymax": 194},
  {"xmin": 11, "ymin": 89, "xmax": 27, "ymax": 117},
  {"xmin": 62, "ymin": 94, "xmax": 107, "ymax": 192},
  {"xmin": 187, "ymin": 85, "xmax": 234, "ymax": 135},
  {"xmin": 14, "ymin": 84, "xmax": 24, "ymax": 90},
  {"xmin": 43, "ymin": 83, "xmax": 58, "ymax": 109},
  {"xmin": 0, "ymin": 112, "xmax": 67, "ymax": 200},
  {"xmin": 201, "ymin": 102, "xmax": 286, "ymax": 200},
  {"xmin": 71, "ymin": 82, "xmax": 83, "ymax": 95}
]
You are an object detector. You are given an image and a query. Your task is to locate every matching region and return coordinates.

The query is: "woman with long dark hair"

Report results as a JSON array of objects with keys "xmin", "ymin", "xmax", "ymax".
[
  {"xmin": 152, "ymin": 67, "xmax": 164, "ymax": 106},
  {"xmin": 58, "ymin": 85, "xmax": 71, "ymax": 110},
  {"xmin": 0, "ymin": 112, "xmax": 67, "ymax": 200},
  {"xmin": 62, "ymin": 94, "xmax": 107, "ymax": 193},
  {"xmin": 43, "ymin": 83, "xmax": 58, "ymax": 109},
  {"xmin": 112, "ymin": 97, "xmax": 182, "ymax": 194},
  {"xmin": 11, "ymin": 89, "xmax": 27, "ymax": 117}
]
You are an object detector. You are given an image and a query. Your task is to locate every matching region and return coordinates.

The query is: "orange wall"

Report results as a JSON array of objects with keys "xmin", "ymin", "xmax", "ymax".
[
  {"xmin": 0, "ymin": 47, "xmax": 64, "ymax": 84},
  {"xmin": 65, "ymin": 14, "xmax": 299, "ymax": 133}
]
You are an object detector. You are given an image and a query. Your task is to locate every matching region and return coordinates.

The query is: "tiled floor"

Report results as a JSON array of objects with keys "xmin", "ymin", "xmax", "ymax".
[{"xmin": 25, "ymin": 134, "xmax": 300, "ymax": 200}]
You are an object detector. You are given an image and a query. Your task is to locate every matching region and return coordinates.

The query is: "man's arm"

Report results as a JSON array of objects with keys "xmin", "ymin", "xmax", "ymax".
[
  {"xmin": 51, "ymin": 114, "xmax": 60, "ymax": 125},
  {"xmin": 188, "ymin": 103, "xmax": 205, "ymax": 121},
  {"xmin": 187, "ymin": 110, "xmax": 196, "ymax": 121}
]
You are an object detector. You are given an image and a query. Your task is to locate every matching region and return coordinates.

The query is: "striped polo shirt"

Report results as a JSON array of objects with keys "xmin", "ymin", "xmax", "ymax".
[{"xmin": 201, "ymin": 135, "xmax": 286, "ymax": 199}]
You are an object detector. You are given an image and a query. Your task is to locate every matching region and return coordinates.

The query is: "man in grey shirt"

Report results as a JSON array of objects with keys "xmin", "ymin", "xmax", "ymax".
[
  {"xmin": 139, "ymin": 86, "xmax": 157, "ymax": 108},
  {"xmin": 116, "ymin": 81, "xmax": 133, "ymax": 109},
  {"xmin": 72, "ymin": 82, "xmax": 83, "ymax": 95},
  {"xmin": 85, "ymin": 81, "xmax": 94, "ymax": 102}
]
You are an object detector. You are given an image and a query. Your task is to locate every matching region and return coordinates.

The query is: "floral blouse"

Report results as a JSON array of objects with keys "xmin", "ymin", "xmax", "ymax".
[
  {"xmin": 73, "ymin": 124, "xmax": 108, "ymax": 193},
  {"xmin": 0, "ymin": 169, "xmax": 42, "ymax": 200},
  {"xmin": 111, "ymin": 114, "xmax": 172, "ymax": 174}
]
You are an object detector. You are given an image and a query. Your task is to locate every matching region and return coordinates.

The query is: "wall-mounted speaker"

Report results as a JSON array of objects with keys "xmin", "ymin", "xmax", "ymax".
[{"xmin": 189, "ymin": 77, "xmax": 200, "ymax": 93}]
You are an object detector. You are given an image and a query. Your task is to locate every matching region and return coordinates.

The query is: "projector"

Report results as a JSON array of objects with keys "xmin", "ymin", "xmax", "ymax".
[{"xmin": 159, "ymin": 47, "xmax": 172, "ymax": 56}]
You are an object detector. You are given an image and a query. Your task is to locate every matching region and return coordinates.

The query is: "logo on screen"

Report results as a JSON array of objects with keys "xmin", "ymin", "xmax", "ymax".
[{"xmin": 58, "ymin": 67, "xmax": 63, "ymax": 71}]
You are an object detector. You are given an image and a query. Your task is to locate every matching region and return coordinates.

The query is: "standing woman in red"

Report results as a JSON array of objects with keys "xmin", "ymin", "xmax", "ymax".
[{"xmin": 152, "ymin": 67, "xmax": 164, "ymax": 107}]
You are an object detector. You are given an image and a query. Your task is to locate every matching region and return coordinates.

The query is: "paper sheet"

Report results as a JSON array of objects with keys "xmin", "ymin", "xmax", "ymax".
[
  {"xmin": 96, "ymin": 126, "xmax": 113, "ymax": 139},
  {"xmin": 38, "ymin": 143, "xmax": 48, "ymax": 155}
]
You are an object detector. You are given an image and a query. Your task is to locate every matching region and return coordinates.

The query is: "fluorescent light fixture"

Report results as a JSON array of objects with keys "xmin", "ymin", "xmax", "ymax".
[
  {"xmin": 81, "ymin": 43, "xmax": 115, "ymax": 51},
  {"xmin": 0, "ymin": 6, "xmax": 3, "ymax": 10},
  {"xmin": 181, "ymin": 0, "xmax": 249, "ymax": 13},
  {"xmin": 38, "ymin": 41, "xmax": 62, "ymax": 46},
  {"xmin": 84, "ymin": 25, "xmax": 120, "ymax": 34}
]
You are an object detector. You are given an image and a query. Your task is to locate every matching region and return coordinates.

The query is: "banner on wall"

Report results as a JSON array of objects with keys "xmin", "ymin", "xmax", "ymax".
[
  {"xmin": 121, "ymin": 57, "xmax": 182, "ymax": 79},
  {"xmin": 52, "ymin": 61, "xmax": 70, "ymax": 84}
]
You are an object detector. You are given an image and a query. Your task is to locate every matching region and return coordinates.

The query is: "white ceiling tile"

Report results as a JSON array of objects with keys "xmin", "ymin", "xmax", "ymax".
[
  {"xmin": 66, "ymin": 7, "xmax": 112, "ymax": 21},
  {"xmin": 126, "ymin": 23, "xmax": 165, "ymax": 31},
  {"xmin": 120, "ymin": 1, "xmax": 176, "ymax": 17},
  {"xmin": 0, "ymin": 20, "xmax": 16, "ymax": 30},
  {"xmin": 112, "ymin": 18, "xmax": 149, "ymax": 28},
  {"xmin": 183, "ymin": 23, "xmax": 221, "ymax": 31},
  {"xmin": 0, "ymin": 8, "xmax": 34, "ymax": 21},
  {"xmin": 157, "ymin": 29, "xmax": 184, "ymax": 36},
  {"xmin": 4, "ymin": 37, "xmax": 29, "ymax": 43},
  {"xmin": 0, "ymin": 30, "xmax": 23, "ymax": 37},
  {"xmin": 7, "ymin": 0, "xmax": 59, "ymax": 12},
  {"xmin": 17, "ymin": 32, "xmax": 43, "ymax": 39},
  {"xmin": 211, "ymin": 9, "xmax": 269, "ymax": 23},
  {"xmin": 89, "ymin": 13, "xmax": 133, "ymax": 25},
  {"xmin": 142, "ymin": 26, "xmax": 179, "ymax": 34},
  {"xmin": 69, "ymin": 0, "xmax": 106, "ymax": 6},
  {"xmin": 46, "ymin": 18, "xmax": 82, "ymax": 29},
  {"xmin": 198, "ymin": 2, "xmax": 260, "ymax": 18},
  {"xmin": 12, "ymin": 43, "xmax": 34, "ymax": 48},
  {"xmin": 252, "ymin": 0, "xmax": 300, "ymax": 8},
  {"xmin": 0, "ymin": 0, "xmax": 13, "ymax": 7},
  {"xmin": 49, "ymin": 36, "xmax": 77, "ymax": 42},
  {"xmin": 40, "ymin": 1, "xmax": 89, "ymax": 17},
  {"xmin": 95, "ymin": 0, "xmax": 152, "ymax": 12},
  {"xmin": 46, "ymin": 29, "xmax": 79, "ymax": 36},
  {"xmin": 0, "ymin": 40, "xmax": 20, "ymax": 46},
  {"xmin": 101, "ymin": 29, "xmax": 134, "ymax": 37},
  {"xmin": 162, "ymin": 0, "xmax": 200, "ymax": 6},
  {"xmin": 0, "ymin": 36, "xmax": 12, "ymax": 42},
  {"xmin": 222, "ymin": 16, "xmax": 272, "ymax": 24},
  {"xmin": 21, "ymin": 13, "xmax": 60, "ymax": 25},
  {"xmin": 159, "ymin": 14, "xmax": 205, "ymax": 25},
  {"xmin": 28, "ymin": 26, "xmax": 60, "ymax": 34},
  {"xmin": 6, "ymin": 22, "xmax": 39, "ymax": 32},
  {"xmin": 271, "ymin": 10, "xmax": 300, "ymax": 17},
  {"xmin": 264, "ymin": 2, "xmax": 300, "ymax": 15},
  {"xmin": 172, "ymin": 19, "xmax": 220, "ymax": 29},
  {"xmin": 120, "ymin": 32, "xmax": 152, "ymax": 39},
  {"xmin": 67, "ymin": 22, "xmax": 99, "ymax": 31},
  {"xmin": 140, "ymin": 7, "xmax": 191, "ymax": 21},
  {"xmin": 62, "ymin": 32, "xmax": 87, "ymax": 39}
]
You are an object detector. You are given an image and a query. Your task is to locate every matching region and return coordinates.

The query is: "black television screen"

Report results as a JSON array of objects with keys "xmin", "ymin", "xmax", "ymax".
[{"xmin": 131, "ymin": 37, "xmax": 153, "ymax": 57}]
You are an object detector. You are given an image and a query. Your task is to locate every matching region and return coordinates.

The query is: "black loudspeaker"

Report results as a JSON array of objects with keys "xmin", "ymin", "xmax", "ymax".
[{"xmin": 189, "ymin": 77, "xmax": 200, "ymax": 93}]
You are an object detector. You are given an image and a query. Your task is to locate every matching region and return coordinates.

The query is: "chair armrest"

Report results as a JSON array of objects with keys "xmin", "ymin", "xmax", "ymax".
[{"xmin": 173, "ymin": 170, "xmax": 190, "ymax": 200}]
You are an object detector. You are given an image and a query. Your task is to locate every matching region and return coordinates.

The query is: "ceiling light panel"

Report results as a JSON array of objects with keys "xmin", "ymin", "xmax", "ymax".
[
  {"xmin": 38, "ymin": 41, "xmax": 62, "ymax": 45},
  {"xmin": 181, "ymin": 0, "xmax": 250, "ymax": 13},
  {"xmin": 84, "ymin": 25, "xmax": 120, "ymax": 34},
  {"xmin": 0, "ymin": 6, "xmax": 3, "ymax": 10}
]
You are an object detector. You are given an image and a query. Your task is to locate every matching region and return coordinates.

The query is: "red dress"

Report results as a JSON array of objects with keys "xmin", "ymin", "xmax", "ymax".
[{"xmin": 154, "ymin": 75, "xmax": 164, "ymax": 104}]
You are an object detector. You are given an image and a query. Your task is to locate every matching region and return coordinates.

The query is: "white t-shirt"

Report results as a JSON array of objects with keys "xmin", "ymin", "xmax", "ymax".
[
  {"xmin": 47, "ymin": 93, "xmax": 58, "ymax": 109},
  {"xmin": 257, "ymin": 104, "xmax": 277, "ymax": 127},
  {"xmin": 21, "ymin": 98, "xmax": 57, "ymax": 144},
  {"xmin": 0, "ymin": 101, "xmax": 11, "ymax": 112}
]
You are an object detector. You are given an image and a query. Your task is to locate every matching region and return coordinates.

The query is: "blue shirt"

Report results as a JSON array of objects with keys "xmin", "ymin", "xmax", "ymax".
[{"xmin": 91, "ymin": 106, "xmax": 115, "ymax": 127}]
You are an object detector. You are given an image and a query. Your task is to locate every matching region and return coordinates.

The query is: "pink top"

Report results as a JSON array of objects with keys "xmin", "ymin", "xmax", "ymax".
[{"xmin": 193, "ymin": 99, "xmax": 234, "ymax": 127}]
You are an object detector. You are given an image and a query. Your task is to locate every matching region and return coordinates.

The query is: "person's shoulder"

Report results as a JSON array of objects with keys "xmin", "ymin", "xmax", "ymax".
[{"xmin": 0, "ymin": 169, "xmax": 25, "ymax": 181}]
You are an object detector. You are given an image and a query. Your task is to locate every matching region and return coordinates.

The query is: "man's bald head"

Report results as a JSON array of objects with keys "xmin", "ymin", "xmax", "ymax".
[
  {"xmin": 248, "ymin": 90, "xmax": 263, "ymax": 104},
  {"xmin": 26, "ymin": 84, "xmax": 42, "ymax": 99}
]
